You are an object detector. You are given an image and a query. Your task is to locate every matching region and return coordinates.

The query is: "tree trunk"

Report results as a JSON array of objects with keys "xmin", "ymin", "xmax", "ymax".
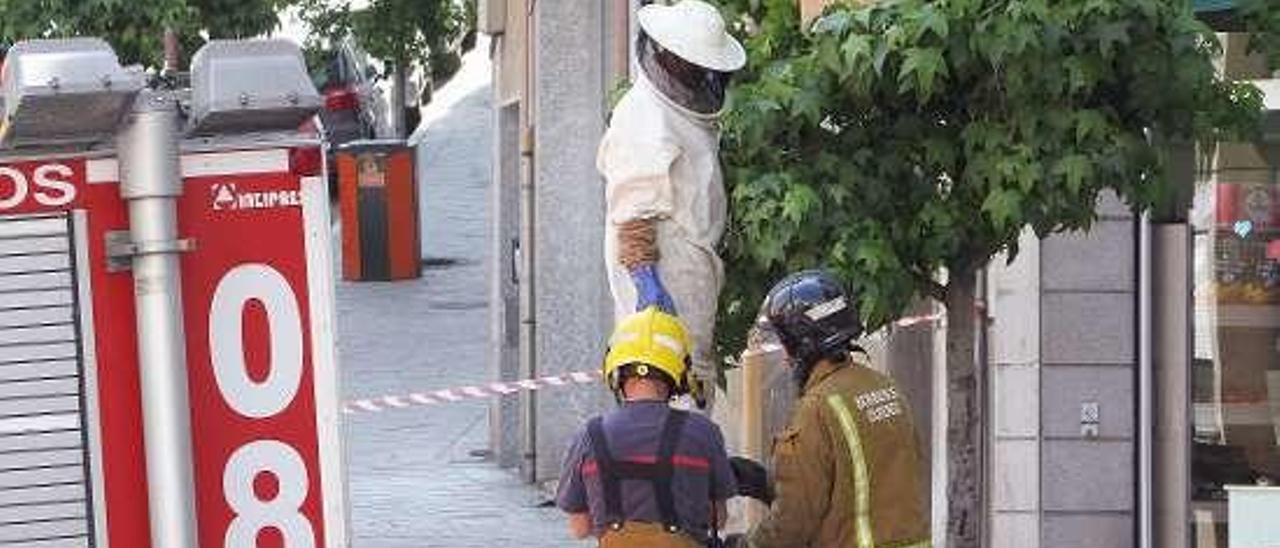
[
  {"xmin": 945, "ymin": 267, "xmax": 982, "ymax": 548},
  {"xmin": 162, "ymin": 27, "xmax": 180, "ymax": 76},
  {"xmin": 389, "ymin": 59, "xmax": 409, "ymax": 138}
]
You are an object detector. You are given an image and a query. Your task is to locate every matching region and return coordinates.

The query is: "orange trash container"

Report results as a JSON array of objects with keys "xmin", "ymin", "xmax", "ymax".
[{"xmin": 336, "ymin": 140, "xmax": 422, "ymax": 281}]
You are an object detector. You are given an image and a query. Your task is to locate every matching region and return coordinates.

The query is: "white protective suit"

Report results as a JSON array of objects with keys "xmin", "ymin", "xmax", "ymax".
[{"xmin": 598, "ymin": 73, "xmax": 727, "ymax": 395}]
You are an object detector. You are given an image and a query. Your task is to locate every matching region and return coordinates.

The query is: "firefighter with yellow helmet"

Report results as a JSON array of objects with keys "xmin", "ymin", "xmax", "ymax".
[{"xmin": 556, "ymin": 307, "xmax": 737, "ymax": 547}]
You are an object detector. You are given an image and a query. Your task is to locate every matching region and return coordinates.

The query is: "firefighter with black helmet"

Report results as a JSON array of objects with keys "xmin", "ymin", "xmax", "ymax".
[
  {"xmin": 731, "ymin": 269, "xmax": 931, "ymax": 548},
  {"xmin": 556, "ymin": 307, "xmax": 737, "ymax": 547}
]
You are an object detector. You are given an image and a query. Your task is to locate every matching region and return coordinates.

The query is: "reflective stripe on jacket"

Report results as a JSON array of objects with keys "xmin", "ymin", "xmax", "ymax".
[{"xmin": 746, "ymin": 359, "xmax": 930, "ymax": 548}]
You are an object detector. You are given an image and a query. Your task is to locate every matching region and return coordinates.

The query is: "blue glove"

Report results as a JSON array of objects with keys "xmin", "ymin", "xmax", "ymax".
[{"xmin": 630, "ymin": 264, "xmax": 677, "ymax": 314}]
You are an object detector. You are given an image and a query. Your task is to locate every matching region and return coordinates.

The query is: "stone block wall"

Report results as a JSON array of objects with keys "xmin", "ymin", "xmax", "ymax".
[{"xmin": 988, "ymin": 194, "xmax": 1138, "ymax": 548}]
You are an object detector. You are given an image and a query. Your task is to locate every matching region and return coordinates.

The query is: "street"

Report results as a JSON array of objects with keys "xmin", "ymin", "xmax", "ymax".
[
  {"xmin": 0, "ymin": 2, "xmax": 1273, "ymax": 547},
  {"xmin": 337, "ymin": 41, "xmax": 572, "ymax": 547}
]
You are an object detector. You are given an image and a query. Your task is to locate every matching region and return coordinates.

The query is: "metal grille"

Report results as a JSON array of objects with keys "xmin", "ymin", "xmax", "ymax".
[{"xmin": 0, "ymin": 214, "xmax": 93, "ymax": 547}]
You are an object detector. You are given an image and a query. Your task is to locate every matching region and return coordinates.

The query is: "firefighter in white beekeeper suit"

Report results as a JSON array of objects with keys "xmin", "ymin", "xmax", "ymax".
[{"xmin": 598, "ymin": 0, "xmax": 745, "ymax": 410}]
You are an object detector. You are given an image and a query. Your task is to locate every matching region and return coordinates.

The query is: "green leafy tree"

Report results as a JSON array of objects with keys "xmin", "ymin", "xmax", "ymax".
[
  {"xmin": 299, "ymin": 0, "xmax": 469, "ymax": 136},
  {"xmin": 1240, "ymin": 0, "xmax": 1280, "ymax": 67},
  {"xmin": 0, "ymin": 0, "xmax": 296, "ymax": 69},
  {"xmin": 715, "ymin": 0, "xmax": 1278, "ymax": 544},
  {"xmin": 299, "ymin": 0, "xmax": 464, "ymax": 82}
]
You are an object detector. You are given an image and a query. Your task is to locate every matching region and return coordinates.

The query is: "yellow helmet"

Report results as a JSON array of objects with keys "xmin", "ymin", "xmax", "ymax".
[{"xmin": 604, "ymin": 306, "xmax": 692, "ymax": 395}]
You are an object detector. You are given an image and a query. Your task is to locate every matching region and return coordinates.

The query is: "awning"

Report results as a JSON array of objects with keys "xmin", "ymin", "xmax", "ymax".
[
  {"xmin": 1194, "ymin": 0, "xmax": 1235, "ymax": 12},
  {"xmin": 1195, "ymin": 0, "xmax": 1245, "ymax": 31}
]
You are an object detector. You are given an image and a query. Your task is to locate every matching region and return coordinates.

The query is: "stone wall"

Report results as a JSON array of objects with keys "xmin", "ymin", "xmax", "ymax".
[
  {"xmin": 988, "ymin": 194, "xmax": 1138, "ymax": 548},
  {"xmin": 529, "ymin": 0, "xmax": 616, "ymax": 483}
]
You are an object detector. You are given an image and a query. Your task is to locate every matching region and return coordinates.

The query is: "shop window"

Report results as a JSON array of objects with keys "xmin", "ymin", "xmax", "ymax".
[{"xmin": 1191, "ymin": 144, "xmax": 1280, "ymax": 547}]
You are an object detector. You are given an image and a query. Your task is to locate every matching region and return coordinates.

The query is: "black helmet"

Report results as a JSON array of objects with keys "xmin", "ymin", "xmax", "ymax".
[{"xmin": 760, "ymin": 270, "xmax": 863, "ymax": 383}]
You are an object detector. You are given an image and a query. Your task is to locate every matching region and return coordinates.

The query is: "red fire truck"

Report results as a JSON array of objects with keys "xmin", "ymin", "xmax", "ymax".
[{"xmin": 0, "ymin": 38, "xmax": 346, "ymax": 547}]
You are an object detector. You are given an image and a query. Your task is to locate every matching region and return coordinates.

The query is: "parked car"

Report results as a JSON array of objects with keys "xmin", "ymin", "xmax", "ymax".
[
  {"xmin": 310, "ymin": 38, "xmax": 388, "ymax": 145},
  {"xmin": 308, "ymin": 38, "xmax": 432, "ymax": 196}
]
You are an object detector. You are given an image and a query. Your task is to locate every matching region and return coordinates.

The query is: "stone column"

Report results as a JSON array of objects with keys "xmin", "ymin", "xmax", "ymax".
[{"xmin": 530, "ymin": 0, "xmax": 614, "ymax": 483}]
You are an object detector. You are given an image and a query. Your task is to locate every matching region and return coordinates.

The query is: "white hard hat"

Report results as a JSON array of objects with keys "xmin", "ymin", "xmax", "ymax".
[{"xmin": 638, "ymin": 0, "xmax": 747, "ymax": 73}]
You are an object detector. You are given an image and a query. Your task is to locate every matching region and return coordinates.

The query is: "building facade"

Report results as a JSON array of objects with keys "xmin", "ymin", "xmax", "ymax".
[
  {"xmin": 480, "ymin": 2, "xmax": 1280, "ymax": 547},
  {"xmin": 481, "ymin": 0, "xmax": 634, "ymax": 483},
  {"xmin": 979, "ymin": 26, "xmax": 1280, "ymax": 548}
]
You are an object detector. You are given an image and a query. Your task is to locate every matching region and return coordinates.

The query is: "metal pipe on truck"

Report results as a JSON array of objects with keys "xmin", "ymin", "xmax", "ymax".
[{"xmin": 117, "ymin": 90, "xmax": 199, "ymax": 548}]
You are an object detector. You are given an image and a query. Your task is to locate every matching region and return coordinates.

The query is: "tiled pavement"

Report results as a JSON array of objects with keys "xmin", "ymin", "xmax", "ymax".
[{"xmin": 337, "ymin": 40, "xmax": 578, "ymax": 548}]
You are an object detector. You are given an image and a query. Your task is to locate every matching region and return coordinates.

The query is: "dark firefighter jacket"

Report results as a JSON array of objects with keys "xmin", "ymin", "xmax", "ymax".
[{"xmin": 746, "ymin": 358, "xmax": 930, "ymax": 548}]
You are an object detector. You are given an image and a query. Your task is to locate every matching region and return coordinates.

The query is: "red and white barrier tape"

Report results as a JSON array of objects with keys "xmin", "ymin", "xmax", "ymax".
[
  {"xmin": 343, "ymin": 370, "xmax": 601, "ymax": 415},
  {"xmin": 896, "ymin": 312, "xmax": 943, "ymax": 328},
  {"xmin": 343, "ymin": 313, "xmax": 946, "ymax": 415}
]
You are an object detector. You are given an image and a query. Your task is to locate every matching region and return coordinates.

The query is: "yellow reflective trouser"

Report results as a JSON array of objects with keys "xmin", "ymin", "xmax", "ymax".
[{"xmin": 599, "ymin": 521, "xmax": 702, "ymax": 548}]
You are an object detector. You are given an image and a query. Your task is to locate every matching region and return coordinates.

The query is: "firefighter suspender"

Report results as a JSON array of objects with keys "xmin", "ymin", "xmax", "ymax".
[
  {"xmin": 585, "ymin": 409, "xmax": 690, "ymax": 534},
  {"xmin": 587, "ymin": 416, "xmax": 625, "ymax": 529},
  {"xmin": 652, "ymin": 408, "xmax": 687, "ymax": 532}
]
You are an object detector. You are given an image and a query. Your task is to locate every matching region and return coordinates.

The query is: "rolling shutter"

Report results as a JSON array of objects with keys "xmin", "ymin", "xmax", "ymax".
[{"xmin": 0, "ymin": 213, "xmax": 95, "ymax": 547}]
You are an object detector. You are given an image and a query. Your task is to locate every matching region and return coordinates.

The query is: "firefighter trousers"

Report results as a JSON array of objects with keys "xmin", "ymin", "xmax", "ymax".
[{"xmin": 599, "ymin": 522, "xmax": 703, "ymax": 548}]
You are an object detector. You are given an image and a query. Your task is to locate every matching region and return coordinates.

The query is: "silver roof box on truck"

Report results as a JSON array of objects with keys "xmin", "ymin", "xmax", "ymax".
[
  {"xmin": 0, "ymin": 38, "xmax": 144, "ymax": 148},
  {"xmin": 187, "ymin": 39, "xmax": 321, "ymax": 136}
]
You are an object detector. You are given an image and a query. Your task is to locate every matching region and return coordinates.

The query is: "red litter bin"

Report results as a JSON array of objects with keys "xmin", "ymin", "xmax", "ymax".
[{"xmin": 337, "ymin": 139, "xmax": 422, "ymax": 280}]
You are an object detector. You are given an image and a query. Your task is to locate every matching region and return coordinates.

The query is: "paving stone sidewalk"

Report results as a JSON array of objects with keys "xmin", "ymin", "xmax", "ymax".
[{"xmin": 336, "ymin": 41, "xmax": 579, "ymax": 548}]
